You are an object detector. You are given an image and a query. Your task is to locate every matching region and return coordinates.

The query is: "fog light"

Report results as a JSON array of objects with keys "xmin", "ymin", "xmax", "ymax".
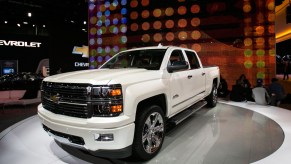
[{"xmin": 94, "ymin": 133, "xmax": 114, "ymax": 141}]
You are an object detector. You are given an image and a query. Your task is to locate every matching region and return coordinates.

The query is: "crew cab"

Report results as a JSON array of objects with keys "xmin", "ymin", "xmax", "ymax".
[{"xmin": 38, "ymin": 45, "xmax": 220, "ymax": 160}]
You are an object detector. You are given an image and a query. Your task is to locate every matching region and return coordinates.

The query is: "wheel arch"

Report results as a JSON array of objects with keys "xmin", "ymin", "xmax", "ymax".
[{"xmin": 136, "ymin": 94, "xmax": 167, "ymax": 120}]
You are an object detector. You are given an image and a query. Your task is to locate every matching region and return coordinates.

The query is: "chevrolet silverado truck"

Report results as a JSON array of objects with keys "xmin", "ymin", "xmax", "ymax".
[{"xmin": 38, "ymin": 45, "xmax": 220, "ymax": 160}]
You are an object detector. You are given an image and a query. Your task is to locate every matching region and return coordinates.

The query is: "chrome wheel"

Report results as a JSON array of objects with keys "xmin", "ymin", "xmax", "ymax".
[{"xmin": 142, "ymin": 112, "xmax": 164, "ymax": 154}]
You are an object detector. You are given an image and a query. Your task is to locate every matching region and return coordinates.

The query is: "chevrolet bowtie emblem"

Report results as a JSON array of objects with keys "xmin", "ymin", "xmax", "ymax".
[{"xmin": 50, "ymin": 94, "xmax": 60, "ymax": 104}]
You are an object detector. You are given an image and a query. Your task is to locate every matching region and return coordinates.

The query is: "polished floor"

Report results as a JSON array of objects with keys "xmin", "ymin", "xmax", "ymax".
[{"xmin": 0, "ymin": 102, "xmax": 288, "ymax": 164}]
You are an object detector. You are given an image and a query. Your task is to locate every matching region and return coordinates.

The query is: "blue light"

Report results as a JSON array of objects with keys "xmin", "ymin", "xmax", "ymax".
[
  {"xmin": 97, "ymin": 11, "xmax": 102, "ymax": 18},
  {"xmin": 97, "ymin": 47, "xmax": 103, "ymax": 53},
  {"xmin": 104, "ymin": 1, "xmax": 110, "ymax": 8},
  {"xmin": 121, "ymin": 17, "xmax": 127, "ymax": 24},
  {"xmin": 121, "ymin": 36, "xmax": 127, "ymax": 43},
  {"xmin": 113, "ymin": 27, "xmax": 119, "ymax": 34},
  {"xmin": 121, "ymin": 0, "xmax": 127, "ymax": 6},
  {"xmin": 90, "ymin": 56, "xmax": 95, "ymax": 62},
  {"xmin": 121, "ymin": 8, "xmax": 127, "ymax": 15},
  {"xmin": 113, "ymin": 46, "xmax": 119, "ymax": 52},
  {"xmin": 105, "ymin": 10, "xmax": 110, "ymax": 17},
  {"xmin": 97, "ymin": 20, "xmax": 102, "ymax": 27},
  {"xmin": 89, "ymin": 4, "xmax": 95, "ymax": 10},
  {"xmin": 89, "ymin": 39, "xmax": 95, "ymax": 45},
  {"xmin": 97, "ymin": 29, "xmax": 103, "ymax": 35},
  {"xmin": 97, "ymin": 56, "xmax": 103, "ymax": 62},
  {"xmin": 113, "ymin": 18, "xmax": 118, "ymax": 25},
  {"xmin": 97, "ymin": 38, "xmax": 102, "ymax": 45},
  {"xmin": 105, "ymin": 55, "xmax": 111, "ymax": 61},
  {"xmin": 113, "ymin": 0, "xmax": 118, "ymax": 7},
  {"xmin": 105, "ymin": 46, "xmax": 111, "ymax": 53},
  {"xmin": 120, "ymin": 25, "xmax": 127, "ymax": 33},
  {"xmin": 105, "ymin": 19, "xmax": 110, "ymax": 26}
]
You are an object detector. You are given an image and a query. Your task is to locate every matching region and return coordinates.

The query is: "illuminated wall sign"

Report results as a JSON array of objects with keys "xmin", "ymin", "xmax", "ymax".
[
  {"xmin": 0, "ymin": 40, "xmax": 41, "ymax": 48},
  {"xmin": 72, "ymin": 45, "xmax": 89, "ymax": 58},
  {"xmin": 74, "ymin": 62, "xmax": 89, "ymax": 67}
]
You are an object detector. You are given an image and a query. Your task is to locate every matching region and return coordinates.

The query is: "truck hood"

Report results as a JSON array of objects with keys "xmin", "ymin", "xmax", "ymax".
[{"xmin": 43, "ymin": 69, "xmax": 163, "ymax": 85}]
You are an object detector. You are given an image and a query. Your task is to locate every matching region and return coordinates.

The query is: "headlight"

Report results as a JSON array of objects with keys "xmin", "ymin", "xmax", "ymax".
[
  {"xmin": 90, "ymin": 84, "xmax": 123, "ymax": 117},
  {"xmin": 91, "ymin": 84, "xmax": 122, "ymax": 99}
]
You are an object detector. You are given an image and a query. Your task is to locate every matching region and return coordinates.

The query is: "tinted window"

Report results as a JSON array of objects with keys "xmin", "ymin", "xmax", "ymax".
[
  {"xmin": 100, "ymin": 49, "xmax": 166, "ymax": 70},
  {"xmin": 168, "ymin": 50, "xmax": 185, "ymax": 66},
  {"xmin": 185, "ymin": 50, "xmax": 200, "ymax": 69}
]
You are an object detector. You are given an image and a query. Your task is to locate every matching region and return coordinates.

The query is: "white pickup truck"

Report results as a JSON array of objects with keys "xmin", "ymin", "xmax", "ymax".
[{"xmin": 38, "ymin": 45, "xmax": 220, "ymax": 160}]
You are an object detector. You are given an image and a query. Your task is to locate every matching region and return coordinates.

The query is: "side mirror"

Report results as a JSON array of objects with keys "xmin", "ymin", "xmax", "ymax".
[{"xmin": 167, "ymin": 61, "xmax": 188, "ymax": 73}]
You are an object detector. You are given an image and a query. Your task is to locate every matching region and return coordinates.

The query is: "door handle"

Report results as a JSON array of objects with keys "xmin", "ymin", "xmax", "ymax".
[
  {"xmin": 188, "ymin": 75, "xmax": 193, "ymax": 79},
  {"xmin": 202, "ymin": 73, "xmax": 205, "ymax": 76}
]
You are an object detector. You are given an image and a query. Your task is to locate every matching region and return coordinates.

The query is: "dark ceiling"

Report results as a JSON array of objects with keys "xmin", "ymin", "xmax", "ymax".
[{"xmin": 0, "ymin": 0, "xmax": 88, "ymax": 36}]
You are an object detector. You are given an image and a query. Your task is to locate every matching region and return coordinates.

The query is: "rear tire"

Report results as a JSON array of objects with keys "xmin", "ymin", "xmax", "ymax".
[
  {"xmin": 206, "ymin": 83, "xmax": 218, "ymax": 107},
  {"xmin": 132, "ymin": 105, "xmax": 165, "ymax": 161}
]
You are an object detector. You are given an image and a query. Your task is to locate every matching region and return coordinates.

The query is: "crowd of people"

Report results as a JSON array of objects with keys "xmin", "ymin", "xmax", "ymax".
[{"xmin": 218, "ymin": 74, "xmax": 288, "ymax": 106}]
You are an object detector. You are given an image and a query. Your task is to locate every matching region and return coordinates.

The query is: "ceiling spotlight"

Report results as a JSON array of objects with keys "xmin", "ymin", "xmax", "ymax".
[
  {"xmin": 82, "ymin": 28, "xmax": 86, "ymax": 31},
  {"xmin": 4, "ymin": 21, "xmax": 8, "ymax": 24},
  {"xmin": 83, "ymin": 21, "xmax": 87, "ymax": 25},
  {"xmin": 17, "ymin": 23, "xmax": 21, "ymax": 27},
  {"xmin": 28, "ymin": 12, "xmax": 32, "ymax": 17},
  {"xmin": 71, "ymin": 20, "xmax": 75, "ymax": 23},
  {"xmin": 43, "ymin": 25, "xmax": 45, "ymax": 27},
  {"xmin": 23, "ymin": 22, "xmax": 28, "ymax": 24},
  {"xmin": 33, "ymin": 24, "xmax": 35, "ymax": 27}
]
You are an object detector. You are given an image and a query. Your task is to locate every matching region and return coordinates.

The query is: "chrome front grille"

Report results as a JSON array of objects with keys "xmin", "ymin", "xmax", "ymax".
[{"xmin": 41, "ymin": 82, "xmax": 92, "ymax": 118}]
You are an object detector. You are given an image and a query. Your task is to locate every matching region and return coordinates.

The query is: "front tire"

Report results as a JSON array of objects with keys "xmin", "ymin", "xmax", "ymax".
[
  {"xmin": 132, "ymin": 105, "xmax": 165, "ymax": 161},
  {"xmin": 207, "ymin": 83, "xmax": 218, "ymax": 107}
]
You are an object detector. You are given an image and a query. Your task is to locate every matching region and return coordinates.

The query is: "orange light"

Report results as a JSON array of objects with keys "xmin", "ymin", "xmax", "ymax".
[
  {"xmin": 191, "ymin": 18, "xmax": 200, "ymax": 27},
  {"xmin": 111, "ymin": 105, "xmax": 122, "ymax": 113},
  {"xmin": 142, "ymin": 10, "xmax": 150, "ymax": 18},
  {"xmin": 130, "ymin": 11, "xmax": 138, "ymax": 20},
  {"xmin": 153, "ymin": 21, "xmax": 162, "ymax": 29},
  {"xmin": 141, "ymin": 0, "xmax": 149, "ymax": 6},
  {"xmin": 130, "ymin": 0, "xmax": 138, "ymax": 8},
  {"xmin": 142, "ymin": 22, "xmax": 150, "ymax": 31},
  {"xmin": 110, "ymin": 89, "xmax": 121, "ymax": 96},
  {"xmin": 166, "ymin": 32, "xmax": 174, "ymax": 41},
  {"xmin": 142, "ymin": 34, "xmax": 150, "ymax": 42},
  {"xmin": 191, "ymin": 5, "xmax": 200, "ymax": 14},
  {"xmin": 178, "ymin": 6, "xmax": 187, "ymax": 15},
  {"xmin": 192, "ymin": 44, "xmax": 201, "ymax": 52},
  {"xmin": 153, "ymin": 9, "xmax": 162, "ymax": 17},
  {"xmin": 153, "ymin": 33, "xmax": 162, "ymax": 42},
  {"xmin": 191, "ymin": 30, "xmax": 201, "ymax": 40},
  {"xmin": 178, "ymin": 19, "xmax": 187, "ymax": 28},
  {"xmin": 165, "ymin": 7, "xmax": 174, "ymax": 16},
  {"xmin": 130, "ymin": 23, "xmax": 138, "ymax": 31},
  {"xmin": 178, "ymin": 31, "xmax": 188, "ymax": 41},
  {"xmin": 165, "ymin": 20, "xmax": 174, "ymax": 29}
]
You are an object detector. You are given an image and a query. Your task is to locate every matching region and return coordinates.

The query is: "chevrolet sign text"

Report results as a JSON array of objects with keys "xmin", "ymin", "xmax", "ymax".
[{"xmin": 0, "ymin": 40, "xmax": 41, "ymax": 48}]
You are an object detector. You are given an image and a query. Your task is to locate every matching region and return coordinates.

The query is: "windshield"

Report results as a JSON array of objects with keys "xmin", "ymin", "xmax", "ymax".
[{"xmin": 100, "ymin": 49, "xmax": 166, "ymax": 70}]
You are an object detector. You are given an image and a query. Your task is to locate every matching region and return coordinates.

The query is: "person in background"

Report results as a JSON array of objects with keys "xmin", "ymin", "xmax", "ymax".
[
  {"xmin": 218, "ymin": 75, "xmax": 229, "ymax": 97},
  {"xmin": 252, "ymin": 78, "xmax": 270, "ymax": 105},
  {"xmin": 237, "ymin": 74, "xmax": 252, "ymax": 101},
  {"xmin": 236, "ymin": 74, "xmax": 251, "ymax": 89},
  {"xmin": 283, "ymin": 59, "xmax": 289, "ymax": 80},
  {"xmin": 268, "ymin": 78, "xmax": 286, "ymax": 106},
  {"xmin": 230, "ymin": 74, "xmax": 251, "ymax": 102}
]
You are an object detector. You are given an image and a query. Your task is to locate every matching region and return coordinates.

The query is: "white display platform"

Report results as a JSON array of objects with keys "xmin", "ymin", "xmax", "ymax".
[{"xmin": 0, "ymin": 101, "xmax": 290, "ymax": 164}]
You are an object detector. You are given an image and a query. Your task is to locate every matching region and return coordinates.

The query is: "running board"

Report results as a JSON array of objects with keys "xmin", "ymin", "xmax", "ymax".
[{"xmin": 168, "ymin": 101, "xmax": 207, "ymax": 125}]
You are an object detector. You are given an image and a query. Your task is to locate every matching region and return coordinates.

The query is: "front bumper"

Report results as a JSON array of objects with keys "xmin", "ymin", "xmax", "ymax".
[{"xmin": 38, "ymin": 104, "xmax": 135, "ymax": 158}]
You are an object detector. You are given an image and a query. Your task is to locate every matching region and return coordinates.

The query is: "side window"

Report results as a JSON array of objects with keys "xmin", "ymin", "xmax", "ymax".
[
  {"xmin": 185, "ymin": 50, "xmax": 200, "ymax": 69},
  {"xmin": 168, "ymin": 50, "xmax": 185, "ymax": 66}
]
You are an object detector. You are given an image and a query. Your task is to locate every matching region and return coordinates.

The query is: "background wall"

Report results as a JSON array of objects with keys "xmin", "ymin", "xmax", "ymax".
[
  {"xmin": 88, "ymin": 0, "xmax": 275, "ymax": 88},
  {"xmin": 0, "ymin": 34, "xmax": 49, "ymax": 74}
]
